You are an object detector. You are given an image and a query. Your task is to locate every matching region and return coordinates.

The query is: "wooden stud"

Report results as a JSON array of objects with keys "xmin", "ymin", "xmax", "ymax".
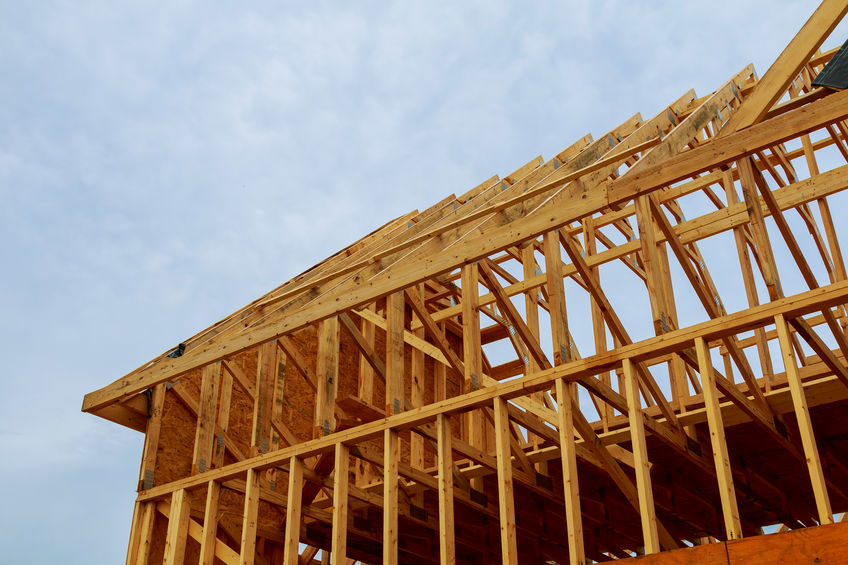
[
  {"xmin": 283, "ymin": 456, "xmax": 304, "ymax": 565},
  {"xmin": 635, "ymin": 194, "xmax": 673, "ymax": 337},
  {"xmin": 436, "ymin": 414, "xmax": 456, "ymax": 565},
  {"xmin": 316, "ymin": 317, "xmax": 340, "ymax": 436},
  {"xmin": 199, "ymin": 480, "xmax": 221, "ymax": 565},
  {"xmin": 544, "ymin": 230, "xmax": 570, "ymax": 366},
  {"xmin": 358, "ymin": 303, "xmax": 377, "ymax": 403},
  {"xmin": 331, "ymin": 442, "xmax": 350, "ymax": 565},
  {"xmin": 695, "ymin": 337, "xmax": 742, "ymax": 540},
  {"xmin": 411, "ymin": 287, "xmax": 426, "ymax": 470},
  {"xmin": 383, "ymin": 429, "xmax": 400, "ymax": 565},
  {"xmin": 126, "ymin": 500, "xmax": 144, "ymax": 565},
  {"xmin": 130, "ymin": 501, "xmax": 156, "ymax": 565},
  {"xmin": 493, "ymin": 396, "xmax": 518, "ymax": 565},
  {"xmin": 163, "ymin": 489, "xmax": 190, "ymax": 565},
  {"xmin": 461, "ymin": 263, "xmax": 486, "ymax": 462},
  {"xmin": 193, "ymin": 362, "xmax": 221, "ymax": 474},
  {"xmin": 138, "ymin": 384, "xmax": 165, "ymax": 491},
  {"xmin": 623, "ymin": 358, "xmax": 660, "ymax": 554},
  {"xmin": 775, "ymin": 313, "xmax": 834, "ymax": 525},
  {"xmin": 253, "ymin": 342, "xmax": 276, "ymax": 455},
  {"xmin": 386, "ymin": 291, "xmax": 405, "ymax": 416},
  {"xmin": 213, "ymin": 368, "xmax": 233, "ymax": 469},
  {"xmin": 555, "ymin": 377, "xmax": 585, "ymax": 565},
  {"xmin": 239, "ymin": 468, "xmax": 261, "ymax": 565}
]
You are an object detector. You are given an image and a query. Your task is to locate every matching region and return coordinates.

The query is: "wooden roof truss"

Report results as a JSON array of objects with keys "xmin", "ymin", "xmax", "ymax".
[{"xmin": 86, "ymin": 2, "xmax": 848, "ymax": 563}]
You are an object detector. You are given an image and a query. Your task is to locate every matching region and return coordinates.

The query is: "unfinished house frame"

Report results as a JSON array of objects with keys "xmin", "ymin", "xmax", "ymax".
[{"xmin": 84, "ymin": 2, "xmax": 848, "ymax": 563}]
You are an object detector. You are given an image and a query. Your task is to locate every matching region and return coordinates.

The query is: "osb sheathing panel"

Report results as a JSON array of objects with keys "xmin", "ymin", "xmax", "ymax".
[{"xmin": 146, "ymin": 300, "xmax": 469, "ymax": 559}]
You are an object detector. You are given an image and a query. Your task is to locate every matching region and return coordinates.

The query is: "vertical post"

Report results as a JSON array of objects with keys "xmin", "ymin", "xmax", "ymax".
[
  {"xmin": 634, "ymin": 195, "xmax": 672, "ymax": 337},
  {"xmin": 775, "ymin": 314, "xmax": 833, "ymax": 524},
  {"xmin": 193, "ymin": 362, "xmax": 222, "ymax": 474},
  {"xmin": 623, "ymin": 358, "xmax": 660, "ymax": 554},
  {"xmin": 132, "ymin": 501, "xmax": 156, "ymax": 565},
  {"xmin": 331, "ymin": 442, "xmax": 350, "ymax": 565},
  {"xmin": 722, "ymin": 168, "xmax": 776, "ymax": 389},
  {"xmin": 411, "ymin": 286, "xmax": 426, "ymax": 471},
  {"xmin": 544, "ymin": 230, "xmax": 570, "ymax": 366},
  {"xmin": 269, "ymin": 346, "xmax": 287, "ymax": 490},
  {"xmin": 316, "ymin": 317, "xmax": 340, "ymax": 437},
  {"xmin": 436, "ymin": 414, "xmax": 456, "ymax": 565},
  {"xmin": 163, "ymin": 489, "xmax": 190, "ymax": 565},
  {"xmin": 555, "ymin": 378, "xmax": 585, "ymax": 565},
  {"xmin": 521, "ymin": 244, "xmax": 541, "ymax": 367},
  {"xmin": 493, "ymin": 396, "xmax": 518, "ymax": 565},
  {"xmin": 358, "ymin": 302, "xmax": 376, "ymax": 403},
  {"xmin": 738, "ymin": 157, "xmax": 782, "ymax": 301},
  {"xmin": 383, "ymin": 429, "xmax": 400, "ymax": 565},
  {"xmin": 213, "ymin": 369, "xmax": 233, "ymax": 468},
  {"xmin": 240, "ymin": 468, "xmax": 261, "ymax": 565},
  {"xmin": 695, "ymin": 337, "xmax": 742, "ymax": 540},
  {"xmin": 199, "ymin": 480, "xmax": 221, "ymax": 565},
  {"xmin": 584, "ymin": 219, "xmax": 613, "ymax": 423},
  {"xmin": 461, "ymin": 264, "xmax": 485, "ymax": 457},
  {"xmin": 434, "ymin": 354, "xmax": 447, "ymax": 403},
  {"xmin": 283, "ymin": 456, "xmax": 304, "ymax": 565},
  {"xmin": 386, "ymin": 291, "xmax": 405, "ymax": 416},
  {"xmin": 138, "ymin": 384, "xmax": 165, "ymax": 491},
  {"xmin": 126, "ymin": 501, "xmax": 143, "ymax": 565},
  {"xmin": 253, "ymin": 342, "xmax": 276, "ymax": 455}
]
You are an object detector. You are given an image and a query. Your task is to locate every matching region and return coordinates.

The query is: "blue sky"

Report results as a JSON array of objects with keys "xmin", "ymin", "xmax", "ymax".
[{"xmin": 1, "ymin": 1, "xmax": 846, "ymax": 562}]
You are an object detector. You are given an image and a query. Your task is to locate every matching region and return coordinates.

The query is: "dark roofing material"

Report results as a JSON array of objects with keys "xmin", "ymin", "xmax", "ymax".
[{"xmin": 813, "ymin": 39, "xmax": 848, "ymax": 90}]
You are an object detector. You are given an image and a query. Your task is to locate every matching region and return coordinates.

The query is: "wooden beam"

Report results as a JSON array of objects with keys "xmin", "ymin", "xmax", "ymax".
[
  {"xmin": 163, "ymin": 489, "xmax": 190, "ymax": 565},
  {"xmin": 647, "ymin": 194, "xmax": 774, "ymax": 419},
  {"xmin": 405, "ymin": 286, "xmax": 465, "ymax": 380},
  {"xmin": 278, "ymin": 336, "xmax": 318, "ymax": 392},
  {"xmin": 544, "ymin": 230, "xmax": 571, "ymax": 366},
  {"xmin": 214, "ymin": 369, "xmax": 234, "ymax": 469},
  {"xmin": 357, "ymin": 303, "xmax": 377, "ymax": 403},
  {"xmin": 253, "ymin": 342, "xmax": 276, "ymax": 455},
  {"xmin": 199, "ymin": 480, "xmax": 221, "ymax": 565},
  {"xmin": 194, "ymin": 362, "xmax": 222, "ymax": 474},
  {"xmin": 555, "ymin": 378, "xmax": 585, "ymax": 565},
  {"xmin": 331, "ymin": 442, "xmax": 350, "ymax": 565},
  {"xmin": 126, "ymin": 501, "xmax": 144, "ymax": 565},
  {"xmin": 139, "ymin": 384, "xmax": 165, "ymax": 491},
  {"xmin": 622, "ymin": 358, "xmax": 660, "ymax": 554},
  {"xmin": 239, "ymin": 468, "xmax": 261, "ymax": 565},
  {"xmin": 134, "ymin": 281, "xmax": 848, "ymax": 505},
  {"xmin": 386, "ymin": 291, "xmax": 405, "ymax": 416},
  {"xmin": 157, "ymin": 499, "xmax": 240, "ymax": 565},
  {"xmin": 719, "ymin": 0, "xmax": 848, "ymax": 134},
  {"xmin": 461, "ymin": 263, "xmax": 485, "ymax": 458},
  {"xmin": 559, "ymin": 229, "xmax": 682, "ymax": 431},
  {"xmin": 493, "ymin": 396, "xmax": 518, "ymax": 565},
  {"xmin": 383, "ymin": 429, "xmax": 400, "ymax": 565},
  {"xmin": 775, "ymin": 313, "xmax": 834, "ymax": 524},
  {"xmin": 283, "ymin": 456, "xmax": 304, "ymax": 565},
  {"xmin": 436, "ymin": 413, "xmax": 456, "ymax": 565},
  {"xmin": 131, "ymin": 501, "xmax": 156, "ymax": 565},
  {"xmin": 83, "ymin": 89, "xmax": 848, "ymax": 413},
  {"xmin": 695, "ymin": 337, "xmax": 743, "ymax": 541},
  {"xmin": 316, "ymin": 317, "xmax": 340, "ymax": 436},
  {"xmin": 339, "ymin": 311, "xmax": 387, "ymax": 384},
  {"xmin": 478, "ymin": 259, "xmax": 552, "ymax": 371}
]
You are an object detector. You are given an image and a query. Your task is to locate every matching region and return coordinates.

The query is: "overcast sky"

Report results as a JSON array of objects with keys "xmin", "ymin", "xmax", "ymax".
[{"xmin": 1, "ymin": 2, "xmax": 846, "ymax": 562}]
